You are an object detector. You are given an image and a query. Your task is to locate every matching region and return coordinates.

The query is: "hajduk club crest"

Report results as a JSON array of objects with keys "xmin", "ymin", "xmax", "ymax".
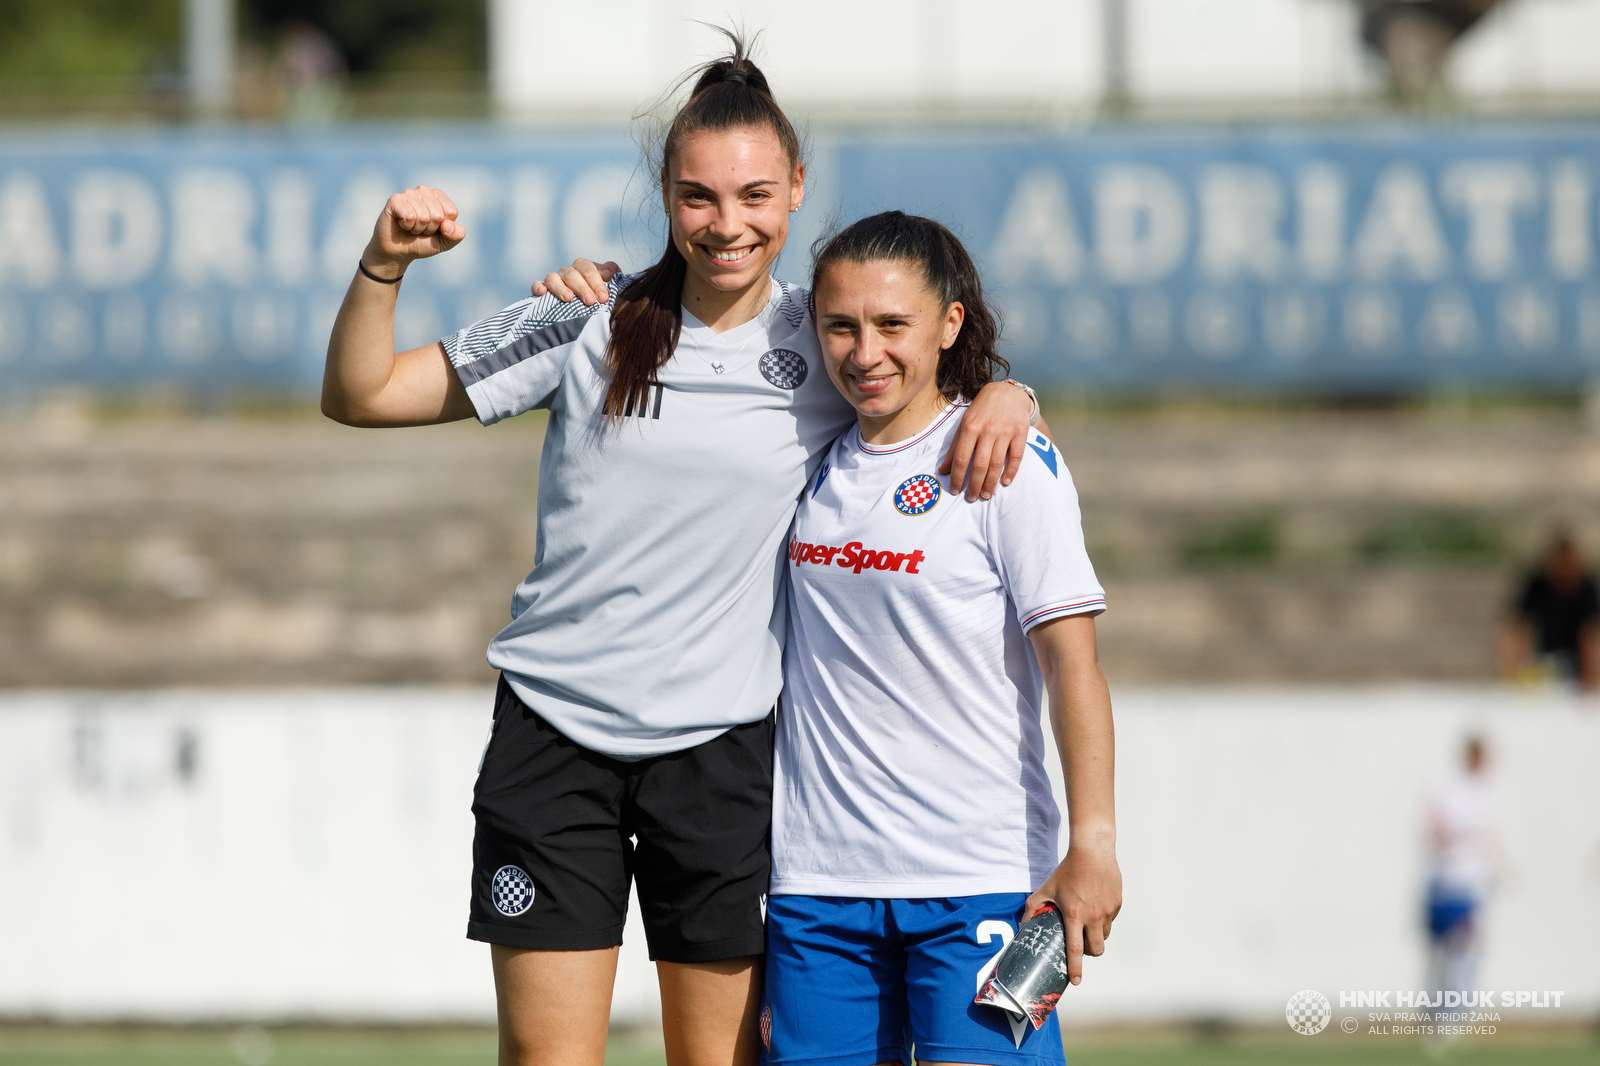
[
  {"xmin": 894, "ymin": 474, "xmax": 941, "ymax": 516},
  {"xmin": 491, "ymin": 865, "xmax": 536, "ymax": 916}
]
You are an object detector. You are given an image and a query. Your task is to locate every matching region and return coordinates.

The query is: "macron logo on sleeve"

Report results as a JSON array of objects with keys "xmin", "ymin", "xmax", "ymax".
[
  {"xmin": 1027, "ymin": 432, "xmax": 1058, "ymax": 477},
  {"xmin": 811, "ymin": 462, "xmax": 831, "ymax": 498}
]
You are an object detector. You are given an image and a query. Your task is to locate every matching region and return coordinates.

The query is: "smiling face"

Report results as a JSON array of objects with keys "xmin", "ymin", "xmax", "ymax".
[
  {"xmin": 666, "ymin": 127, "xmax": 803, "ymax": 302},
  {"xmin": 814, "ymin": 258, "xmax": 964, "ymax": 433}
]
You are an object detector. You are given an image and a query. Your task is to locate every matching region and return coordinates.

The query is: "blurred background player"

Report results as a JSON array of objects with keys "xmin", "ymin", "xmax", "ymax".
[
  {"xmin": 1423, "ymin": 734, "xmax": 1494, "ymax": 1013},
  {"xmin": 1497, "ymin": 530, "xmax": 1600, "ymax": 691}
]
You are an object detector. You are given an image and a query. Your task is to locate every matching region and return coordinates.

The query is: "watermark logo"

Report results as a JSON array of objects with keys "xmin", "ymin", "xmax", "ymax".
[
  {"xmin": 1341, "ymin": 989, "xmax": 1563, "ymax": 1010},
  {"xmin": 1286, "ymin": 989, "xmax": 1332, "ymax": 1035},
  {"xmin": 1337, "ymin": 989, "xmax": 1562, "ymax": 1037},
  {"xmin": 1298, "ymin": 989, "xmax": 1565, "ymax": 1039}
]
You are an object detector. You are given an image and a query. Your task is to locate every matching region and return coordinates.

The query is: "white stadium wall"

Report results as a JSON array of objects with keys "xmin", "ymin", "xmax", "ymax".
[
  {"xmin": 487, "ymin": 0, "xmax": 1600, "ymax": 120},
  {"xmin": 489, "ymin": 0, "xmax": 1102, "ymax": 120},
  {"xmin": 1125, "ymin": 0, "xmax": 1369, "ymax": 104},
  {"xmin": 1450, "ymin": 0, "xmax": 1600, "ymax": 99},
  {"xmin": 2, "ymin": 685, "xmax": 1596, "ymax": 1025}
]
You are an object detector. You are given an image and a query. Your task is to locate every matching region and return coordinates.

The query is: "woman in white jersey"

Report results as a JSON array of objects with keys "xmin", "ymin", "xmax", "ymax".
[
  {"xmin": 760, "ymin": 212, "xmax": 1121, "ymax": 1066},
  {"xmin": 319, "ymin": 36, "xmax": 1039, "ymax": 1066}
]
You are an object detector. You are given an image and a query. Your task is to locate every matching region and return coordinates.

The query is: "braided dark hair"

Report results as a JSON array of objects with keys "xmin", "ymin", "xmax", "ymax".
[{"xmin": 810, "ymin": 211, "xmax": 1007, "ymax": 402}]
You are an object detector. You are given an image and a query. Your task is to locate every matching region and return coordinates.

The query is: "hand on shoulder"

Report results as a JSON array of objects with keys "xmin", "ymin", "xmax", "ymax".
[{"xmin": 532, "ymin": 259, "xmax": 623, "ymax": 306}]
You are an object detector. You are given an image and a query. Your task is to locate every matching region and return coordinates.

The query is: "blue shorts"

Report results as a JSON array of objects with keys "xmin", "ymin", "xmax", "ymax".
[
  {"xmin": 761, "ymin": 895, "xmax": 1067, "ymax": 1066},
  {"xmin": 1426, "ymin": 885, "xmax": 1477, "ymax": 938}
]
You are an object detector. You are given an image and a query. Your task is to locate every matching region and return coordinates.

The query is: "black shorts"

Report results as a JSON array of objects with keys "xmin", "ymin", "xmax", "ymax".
[{"xmin": 468, "ymin": 675, "xmax": 773, "ymax": 963}]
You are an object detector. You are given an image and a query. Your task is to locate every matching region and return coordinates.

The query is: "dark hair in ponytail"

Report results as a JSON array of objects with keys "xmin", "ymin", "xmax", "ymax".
[
  {"xmin": 604, "ymin": 29, "xmax": 804, "ymax": 419},
  {"xmin": 809, "ymin": 211, "xmax": 1008, "ymax": 402}
]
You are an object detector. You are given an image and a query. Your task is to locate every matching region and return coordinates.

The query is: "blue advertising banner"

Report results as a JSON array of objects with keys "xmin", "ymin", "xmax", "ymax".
[
  {"xmin": 831, "ymin": 125, "xmax": 1600, "ymax": 388},
  {"xmin": 2, "ymin": 123, "xmax": 1599, "ymax": 391},
  {"xmin": 0, "ymin": 127, "xmax": 650, "ymax": 391}
]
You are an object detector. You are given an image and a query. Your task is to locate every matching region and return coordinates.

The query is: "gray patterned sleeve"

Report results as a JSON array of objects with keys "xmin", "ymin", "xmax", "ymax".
[{"xmin": 441, "ymin": 273, "xmax": 640, "ymax": 425}]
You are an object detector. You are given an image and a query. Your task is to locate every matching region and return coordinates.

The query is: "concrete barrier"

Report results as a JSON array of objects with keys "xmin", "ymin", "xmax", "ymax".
[{"xmin": 1, "ymin": 685, "xmax": 1595, "ymax": 1025}]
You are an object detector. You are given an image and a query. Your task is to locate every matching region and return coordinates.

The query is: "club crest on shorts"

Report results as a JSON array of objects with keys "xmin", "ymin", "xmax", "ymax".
[
  {"xmin": 894, "ymin": 474, "xmax": 941, "ymax": 516},
  {"xmin": 491, "ymin": 865, "xmax": 535, "ymax": 916},
  {"xmin": 759, "ymin": 348, "xmax": 808, "ymax": 389},
  {"xmin": 760, "ymin": 1005, "xmax": 773, "ymax": 1050}
]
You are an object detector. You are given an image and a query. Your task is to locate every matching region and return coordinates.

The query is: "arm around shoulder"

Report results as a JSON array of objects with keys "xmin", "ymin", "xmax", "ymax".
[{"xmin": 940, "ymin": 380, "xmax": 1038, "ymax": 500}]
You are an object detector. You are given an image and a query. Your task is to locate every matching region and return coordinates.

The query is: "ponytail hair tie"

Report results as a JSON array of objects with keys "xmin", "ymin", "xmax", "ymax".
[{"xmin": 721, "ymin": 67, "xmax": 750, "ymax": 86}]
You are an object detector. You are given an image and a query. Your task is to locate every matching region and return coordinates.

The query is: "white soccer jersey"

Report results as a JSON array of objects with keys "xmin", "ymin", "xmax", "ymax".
[
  {"xmin": 442, "ymin": 277, "xmax": 854, "ymax": 758},
  {"xmin": 772, "ymin": 401, "xmax": 1105, "ymax": 898},
  {"xmin": 1428, "ymin": 771, "xmax": 1492, "ymax": 900}
]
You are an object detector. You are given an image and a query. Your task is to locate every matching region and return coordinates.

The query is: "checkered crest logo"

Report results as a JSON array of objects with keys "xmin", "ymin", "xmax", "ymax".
[
  {"xmin": 1285, "ymin": 989, "xmax": 1331, "ymax": 1035},
  {"xmin": 760, "ymin": 1005, "xmax": 772, "ymax": 1050},
  {"xmin": 893, "ymin": 474, "xmax": 941, "ymax": 516},
  {"xmin": 491, "ymin": 865, "xmax": 535, "ymax": 917},
  {"xmin": 759, "ymin": 348, "xmax": 808, "ymax": 389}
]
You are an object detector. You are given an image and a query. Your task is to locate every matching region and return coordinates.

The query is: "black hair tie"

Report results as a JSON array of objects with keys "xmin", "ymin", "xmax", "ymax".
[{"xmin": 721, "ymin": 67, "xmax": 750, "ymax": 86}]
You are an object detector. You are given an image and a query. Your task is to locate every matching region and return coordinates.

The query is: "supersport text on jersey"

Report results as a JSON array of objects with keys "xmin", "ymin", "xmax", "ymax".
[{"xmin": 788, "ymin": 539, "xmax": 927, "ymax": 574}]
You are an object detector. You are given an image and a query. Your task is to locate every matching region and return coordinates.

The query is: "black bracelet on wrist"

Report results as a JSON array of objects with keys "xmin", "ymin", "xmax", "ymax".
[{"xmin": 357, "ymin": 259, "xmax": 404, "ymax": 284}]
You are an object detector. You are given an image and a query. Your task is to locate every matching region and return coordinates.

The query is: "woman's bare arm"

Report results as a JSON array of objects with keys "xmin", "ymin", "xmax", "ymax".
[
  {"xmin": 321, "ymin": 185, "xmax": 478, "ymax": 427},
  {"xmin": 530, "ymin": 258, "xmax": 1042, "ymax": 497},
  {"xmin": 1023, "ymin": 614, "xmax": 1120, "ymax": 987}
]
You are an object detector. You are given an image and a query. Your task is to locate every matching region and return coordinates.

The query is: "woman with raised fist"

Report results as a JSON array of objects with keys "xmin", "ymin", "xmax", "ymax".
[{"xmin": 321, "ymin": 31, "xmax": 1042, "ymax": 1066}]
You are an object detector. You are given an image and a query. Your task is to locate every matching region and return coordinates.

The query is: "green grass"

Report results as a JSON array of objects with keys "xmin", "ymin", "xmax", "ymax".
[
  {"xmin": 0, "ymin": 1026, "xmax": 495, "ymax": 1066},
  {"xmin": 1063, "ymin": 1026, "xmax": 1597, "ymax": 1066},
  {"xmin": 0, "ymin": 1024, "xmax": 1591, "ymax": 1066}
]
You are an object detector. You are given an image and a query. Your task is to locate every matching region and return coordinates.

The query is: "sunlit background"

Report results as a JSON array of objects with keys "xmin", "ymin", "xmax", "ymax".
[{"xmin": 2, "ymin": 2, "xmax": 1599, "ymax": 1064}]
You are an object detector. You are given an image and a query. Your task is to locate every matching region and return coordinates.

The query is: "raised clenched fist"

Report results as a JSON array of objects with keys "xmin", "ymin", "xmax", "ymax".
[{"xmin": 363, "ymin": 185, "xmax": 465, "ymax": 277}]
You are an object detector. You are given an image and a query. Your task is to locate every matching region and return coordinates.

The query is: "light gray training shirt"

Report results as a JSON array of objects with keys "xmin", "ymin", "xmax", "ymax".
[{"xmin": 441, "ymin": 276, "xmax": 853, "ymax": 758}]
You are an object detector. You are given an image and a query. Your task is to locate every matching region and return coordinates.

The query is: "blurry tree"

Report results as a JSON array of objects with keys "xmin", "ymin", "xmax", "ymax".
[
  {"xmin": 243, "ymin": 1, "xmax": 486, "ymax": 76},
  {"xmin": 238, "ymin": 0, "xmax": 487, "ymax": 118},
  {"xmin": 1359, "ymin": 0, "xmax": 1506, "ymax": 108},
  {"xmin": 1177, "ymin": 513, "xmax": 1283, "ymax": 570},
  {"xmin": 1360, "ymin": 511, "xmax": 1503, "ymax": 565},
  {"xmin": 0, "ymin": 0, "xmax": 181, "ymax": 88}
]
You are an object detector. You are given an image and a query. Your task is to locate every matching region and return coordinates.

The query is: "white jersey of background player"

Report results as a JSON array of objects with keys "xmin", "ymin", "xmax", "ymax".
[
  {"xmin": 1424, "ymin": 735, "xmax": 1495, "ymax": 1007},
  {"xmin": 1427, "ymin": 738, "xmax": 1493, "ymax": 905}
]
